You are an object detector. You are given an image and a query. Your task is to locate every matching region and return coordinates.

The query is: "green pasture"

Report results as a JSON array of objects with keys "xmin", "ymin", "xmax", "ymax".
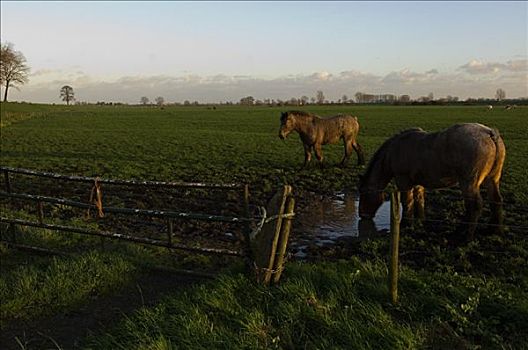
[
  {"xmin": 1, "ymin": 102, "xmax": 527, "ymax": 349},
  {"xmin": 1, "ymin": 103, "xmax": 527, "ymax": 200}
]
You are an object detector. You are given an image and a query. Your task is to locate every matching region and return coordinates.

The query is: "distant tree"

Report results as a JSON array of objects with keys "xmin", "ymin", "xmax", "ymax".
[
  {"xmin": 427, "ymin": 92, "xmax": 434, "ymax": 101},
  {"xmin": 300, "ymin": 95, "xmax": 309, "ymax": 105},
  {"xmin": 399, "ymin": 95, "xmax": 411, "ymax": 103},
  {"xmin": 496, "ymin": 88, "xmax": 506, "ymax": 101},
  {"xmin": 140, "ymin": 96, "xmax": 149, "ymax": 105},
  {"xmin": 1, "ymin": 43, "xmax": 30, "ymax": 102},
  {"xmin": 183, "ymin": 100, "xmax": 190, "ymax": 106},
  {"xmin": 239, "ymin": 96, "xmax": 255, "ymax": 106},
  {"xmin": 342, "ymin": 94, "xmax": 348, "ymax": 104},
  {"xmin": 155, "ymin": 96, "xmax": 165, "ymax": 106},
  {"xmin": 60, "ymin": 85, "xmax": 75, "ymax": 105},
  {"xmin": 355, "ymin": 92, "xmax": 364, "ymax": 103},
  {"xmin": 316, "ymin": 90, "xmax": 325, "ymax": 104},
  {"xmin": 310, "ymin": 97, "xmax": 316, "ymax": 104}
]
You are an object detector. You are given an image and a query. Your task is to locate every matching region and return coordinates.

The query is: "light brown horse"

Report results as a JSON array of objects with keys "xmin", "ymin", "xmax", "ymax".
[
  {"xmin": 358, "ymin": 123, "xmax": 506, "ymax": 241},
  {"xmin": 279, "ymin": 111, "xmax": 365, "ymax": 168}
]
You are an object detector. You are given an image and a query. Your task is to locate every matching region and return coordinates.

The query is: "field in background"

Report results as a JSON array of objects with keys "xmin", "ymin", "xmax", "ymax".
[
  {"xmin": 1, "ymin": 103, "xmax": 527, "ymax": 200},
  {"xmin": 1, "ymin": 102, "xmax": 527, "ymax": 349}
]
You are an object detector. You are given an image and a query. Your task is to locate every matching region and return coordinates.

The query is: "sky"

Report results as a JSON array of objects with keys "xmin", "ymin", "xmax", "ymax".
[{"xmin": 1, "ymin": 1, "xmax": 527, "ymax": 103}]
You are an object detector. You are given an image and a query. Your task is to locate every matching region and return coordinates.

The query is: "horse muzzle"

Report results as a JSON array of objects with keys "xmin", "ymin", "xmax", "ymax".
[{"xmin": 359, "ymin": 213, "xmax": 374, "ymax": 220}]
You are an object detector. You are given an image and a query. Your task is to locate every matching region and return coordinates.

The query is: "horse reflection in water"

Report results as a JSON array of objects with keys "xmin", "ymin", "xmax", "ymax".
[{"xmin": 294, "ymin": 193, "xmax": 391, "ymax": 243}]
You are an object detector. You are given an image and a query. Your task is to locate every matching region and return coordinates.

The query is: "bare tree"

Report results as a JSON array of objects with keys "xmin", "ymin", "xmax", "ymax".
[
  {"xmin": 60, "ymin": 85, "xmax": 75, "ymax": 105},
  {"xmin": 427, "ymin": 92, "xmax": 434, "ymax": 101},
  {"xmin": 0, "ymin": 43, "xmax": 30, "ymax": 102},
  {"xmin": 355, "ymin": 92, "xmax": 364, "ymax": 103},
  {"xmin": 300, "ymin": 96, "xmax": 309, "ymax": 105},
  {"xmin": 155, "ymin": 96, "xmax": 165, "ymax": 106},
  {"xmin": 140, "ymin": 96, "xmax": 149, "ymax": 105},
  {"xmin": 239, "ymin": 96, "xmax": 255, "ymax": 105},
  {"xmin": 316, "ymin": 90, "xmax": 325, "ymax": 104},
  {"xmin": 342, "ymin": 94, "xmax": 348, "ymax": 104},
  {"xmin": 495, "ymin": 88, "xmax": 506, "ymax": 101}
]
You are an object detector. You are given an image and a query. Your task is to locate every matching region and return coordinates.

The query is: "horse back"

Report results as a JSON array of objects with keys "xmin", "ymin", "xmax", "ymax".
[
  {"xmin": 391, "ymin": 124, "xmax": 504, "ymax": 188},
  {"xmin": 315, "ymin": 115, "xmax": 359, "ymax": 143}
]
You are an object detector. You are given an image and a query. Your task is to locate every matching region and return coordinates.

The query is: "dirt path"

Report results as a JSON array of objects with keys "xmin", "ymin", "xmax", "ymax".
[{"xmin": 0, "ymin": 269, "xmax": 206, "ymax": 350}]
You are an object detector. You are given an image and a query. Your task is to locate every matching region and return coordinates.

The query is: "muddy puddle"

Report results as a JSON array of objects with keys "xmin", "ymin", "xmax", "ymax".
[{"xmin": 291, "ymin": 192, "xmax": 396, "ymax": 258}]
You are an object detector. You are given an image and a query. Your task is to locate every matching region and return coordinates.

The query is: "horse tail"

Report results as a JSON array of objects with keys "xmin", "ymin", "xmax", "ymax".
[{"xmin": 488, "ymin": 128, "xmax": 506, "ymax": 181}]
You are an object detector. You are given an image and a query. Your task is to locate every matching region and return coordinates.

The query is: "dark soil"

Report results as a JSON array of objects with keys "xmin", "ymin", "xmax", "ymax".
[{"xmin": 0, "ymin": 269, "xmax": 206, "ymax": 350}]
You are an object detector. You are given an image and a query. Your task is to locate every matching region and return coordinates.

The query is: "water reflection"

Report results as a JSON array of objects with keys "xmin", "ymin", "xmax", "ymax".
[{"xmin": 291, "ymin": 192, "xmax": 393, "ymax": 257}]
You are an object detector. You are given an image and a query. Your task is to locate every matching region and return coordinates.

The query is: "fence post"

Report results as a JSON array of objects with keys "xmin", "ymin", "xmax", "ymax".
[
  {"xmin": 250, "ymin": 185, "xmax": 292, "ymax": 285},
  {"xmin": 3, "ymin": 170, "xmax": 12, "ymax": 193},
  {"xmin": 3, "ymin": 170, "xmax": 16, "ymax": 242},
  {"xmin": 389, "ymin": 191, "xmax": 401, "ymax": 304},
  {"xmin": 273, "ymin": 196, "xmax": 295, "ymax": 283},
  {"xmin": 37, "ymin": 201, "xmax": 44, "ymax": 224},
  {"xmin": 167, "ymin": 219, "xmax": 173, "ymax": 247},
  {"xmin": 240, "ymin": 184, "xmax": 251, "ymax": 244}
]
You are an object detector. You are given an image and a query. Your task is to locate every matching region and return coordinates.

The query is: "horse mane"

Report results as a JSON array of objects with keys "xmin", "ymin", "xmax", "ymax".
[
  {"xmin": 287, "ymin": 110, "xmax": 313, "ymax": 117},
  {"xmin": 363, "ymin": 128, "xmax": 425, "ymax": 180}
]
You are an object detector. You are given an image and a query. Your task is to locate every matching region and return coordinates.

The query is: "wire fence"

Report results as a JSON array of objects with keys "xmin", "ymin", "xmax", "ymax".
[
  {"xmin": 0, "ymin": 166, "xmax": 298, "ymax": 285},
  {"xmin": 0, "ymin": 166, "xmax": 259, "ymax": 260}
]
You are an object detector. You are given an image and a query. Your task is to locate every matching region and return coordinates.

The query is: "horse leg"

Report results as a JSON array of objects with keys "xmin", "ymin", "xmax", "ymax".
[
  {"xmin": 314, "ymin": 144, "xmax": 324, "ymax": 169},
  {"xmin": 413, "ymin": 186, "xmax": 425, "ymax": 221},
  {"xmin": 400, "ymin": 189, "xmax": 415, "ymax": 228},
  {"xmin": 461, "ymin": 184, "xmax": 483, "ymax": 242},
  {"xmin": 301, "ymin": 144, "xmax": 312, "ymax": 169},
  {"xmin": 352, "ymin": 142, "xmax": 365, "ymax": 166},
  {"xmin": 340, "ymin": 139, "xmax": 352, "ymax": 167},
  {"xmin": 485, "ymin": 177, "xmax": 504, "ymax": 234}
]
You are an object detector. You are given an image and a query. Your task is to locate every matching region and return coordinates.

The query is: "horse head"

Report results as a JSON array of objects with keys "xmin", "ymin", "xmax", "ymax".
[
  {"xmin": 358, "ymin": 174, "xmax": 385, "ymax": 219},
  {"xmin": 279, "ymin": 111, "xmax": 295, "ymax": 139}
]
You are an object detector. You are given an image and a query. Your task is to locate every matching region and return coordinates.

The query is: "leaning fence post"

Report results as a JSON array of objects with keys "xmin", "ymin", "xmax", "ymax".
[
  {"xmin": 389, "ymin": 191, "xmax": 401, "ymax": 304},
  {"xmin": 3, "ymin": 170, "xmax": 12, "ymax": 193},
  {"xmin": 240, "ymin": 184, "xmax": 251, "ymax": 244},
  {"xmin": 167, "ymin": 219, "xmax": 173, "ymax": 247},
  {"xmin": 273, "ymin": 196, "xmax": 295, "ymax": 284},
  {"xmin": 250, "ymin": 185, "xmax": 292, "ymax": 285},
  {"xmin": 3, "ymin": 170, "xmax": 16, "ymax": 242},
  {"xmin": 37, "ymin": 201, "xmax": 44, "ymax": 224}
]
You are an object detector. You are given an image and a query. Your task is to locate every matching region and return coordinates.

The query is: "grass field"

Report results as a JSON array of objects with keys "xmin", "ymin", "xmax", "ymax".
[
  {"xmin": 1, "ymin": 102, "xmax": 527, "ymax": 349},
  {"xmin": 2, "ymin": 103, "xmax": 527, "ymax": 199}
]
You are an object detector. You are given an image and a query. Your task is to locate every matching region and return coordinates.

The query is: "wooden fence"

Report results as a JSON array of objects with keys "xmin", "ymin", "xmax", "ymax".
[{"xmin": 0, "ymin": 167, "xmax": 295, "ymax": 285}]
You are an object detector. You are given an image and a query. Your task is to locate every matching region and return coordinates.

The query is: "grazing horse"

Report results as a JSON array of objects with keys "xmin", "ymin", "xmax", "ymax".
[
  {"xmin": 278, "ymin": 111, "xmax": 365, "ymax": 168},
  {"xmin": 358, "ymin": 123, "xmax": 506, "ymax": 241}
]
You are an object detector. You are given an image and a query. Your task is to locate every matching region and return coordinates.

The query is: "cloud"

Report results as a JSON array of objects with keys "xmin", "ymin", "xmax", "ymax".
[
  {"xmin": 459, "ymin": 59, "xmax": 528, "ymax": 75},
  {"xmin": 505, "ymin": 59, "xmax": 528, "ymax": 72},
  {"xmin": 31, "ymin": 69, "xmax": 61, "ymax": 77},
  {"xmin": 7, "ymin": 59, "xmax": 528, "ymax": 103}
]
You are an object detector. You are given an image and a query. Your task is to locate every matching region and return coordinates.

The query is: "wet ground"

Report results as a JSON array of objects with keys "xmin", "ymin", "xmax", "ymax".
[{"xmin": 290, "ymin": 191, "xmax": 395, "ymax": 258}]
